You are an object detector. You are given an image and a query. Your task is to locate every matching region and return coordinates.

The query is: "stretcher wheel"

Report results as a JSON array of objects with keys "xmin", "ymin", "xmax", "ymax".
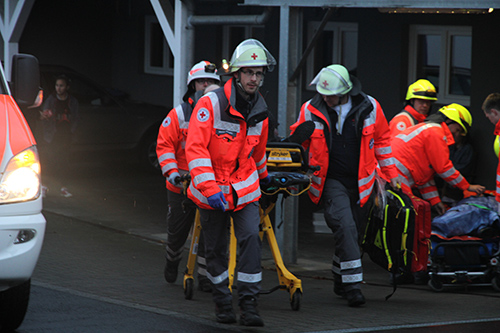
[
  {"xmin": 492, "ymin": 275, "xmax": 500, "ymax": 292},
  {"xmin": 184, "ymin": 277, "xmax": 194, "ymax": 300},
  {"xmin": 290, "ymin": 290, "xmax": 302, "ymax": 311},
  {"xmin": 428, "ymin": 276, "xmax": 443, "ymax": 292}
]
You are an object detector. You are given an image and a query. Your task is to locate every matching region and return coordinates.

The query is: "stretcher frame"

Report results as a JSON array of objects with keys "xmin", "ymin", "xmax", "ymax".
[{"xmin": 182, "ymin": 142, "xmax": 311, "ymax": 311}]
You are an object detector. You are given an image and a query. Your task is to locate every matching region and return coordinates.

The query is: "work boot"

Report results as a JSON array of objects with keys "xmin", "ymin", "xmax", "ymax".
[
  {"xmin": 197, "ymin": 274, "xmax": 212, "ymax": 292},
  {"xmin": 164, "ymin": 259, "xmax": 180, "ymax": 284},
  {"xmin": 346, "ymin": 289, "xmax": 366, "ymax": 307},
  {"xmin": 239, "ymin": 296, "xmax": 264, "ymax": 327},
  {"xmin": 215, "ymin": 302, "xmax": 236, "ymax": 324}
]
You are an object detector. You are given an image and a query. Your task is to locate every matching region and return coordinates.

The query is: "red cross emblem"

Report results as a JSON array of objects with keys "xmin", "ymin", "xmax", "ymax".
[
  {"xmin": 197, "ymin": 108, "xmax": 210, "ymax": 122},
  {"xmin": 251, "ymin": 53, "xmax": 258, "ymax": 60},
  {"xmin": 162, "ymin": 116, "xmax": 171, "ymax": 128},
  {"xmin": 322, "ymin": 80, "xmax": 329, "ymax": 88}
]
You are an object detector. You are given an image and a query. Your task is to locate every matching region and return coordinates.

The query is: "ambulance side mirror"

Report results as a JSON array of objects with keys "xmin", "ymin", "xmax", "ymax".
[{"xmin": 11, "ymin": 54, "xmax": 41, "ymax": 108}]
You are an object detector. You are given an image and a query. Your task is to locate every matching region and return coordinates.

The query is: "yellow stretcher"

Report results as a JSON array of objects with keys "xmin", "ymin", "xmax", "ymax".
[{"xmin": 182, "ymin": 142, "xmax": 312, "ymax": 311}]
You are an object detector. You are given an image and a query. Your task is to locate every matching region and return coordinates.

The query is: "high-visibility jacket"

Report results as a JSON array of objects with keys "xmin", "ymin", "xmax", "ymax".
[
  {"xmin": 389, "ymin": 104, "xmax": 427, "ymax": 136},
  {"xmin": 185, "ymin": 78, "xmax": 269, "ymax": 211},
  {"xmin": 392, "ymin": 122, "xmax": 470, "ymax": 206},
  {"xmin": 494, "ymin": 119, "xmax": 500, "ymax": 202},
  {"xmin": 290, "ymin": 93, "xmax": 398, "ymax": 207},
  {"xmin": 156, "ymin": 97, "xmax": 195, "ymax": 193}
]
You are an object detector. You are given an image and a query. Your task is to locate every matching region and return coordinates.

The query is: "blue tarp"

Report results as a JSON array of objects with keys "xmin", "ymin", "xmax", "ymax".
[{"xmin": 432, "ymin": 196, "xmax": 500, "ymax": 238}]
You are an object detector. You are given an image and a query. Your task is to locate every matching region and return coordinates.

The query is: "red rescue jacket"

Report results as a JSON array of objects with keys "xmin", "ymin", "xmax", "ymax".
[
  {"xmin": 290, "ymin": 93, "xmax": 398, "ymax": 207},
  {"xmin": 389, "ymin": 104, "xmax": 427, "ymax": 136},
  {"xmin": 392, "ymin": 122, "xmax": 470, "ymax": 206},
  {"xmin": 156, "ymin": 98, "xmax": 195, "ymax": 193},
  {"xmin": 185, "ymin": 78, "xmax": 269, "ymax": 211}
]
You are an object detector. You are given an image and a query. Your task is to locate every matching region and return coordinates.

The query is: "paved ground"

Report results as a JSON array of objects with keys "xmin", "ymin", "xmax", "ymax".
[{"xmin": 33, "ymin": 159, "xmax": 500, "ymax": 332}]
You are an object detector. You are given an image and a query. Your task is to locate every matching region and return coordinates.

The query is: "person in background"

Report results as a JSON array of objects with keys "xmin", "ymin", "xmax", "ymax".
[
  {"xmin": 389, "ymin": 79, "xmax": 437, "ymax": 136},
  {"xmin": 185, "ymin": 39, "xmax": 274, "ymax": 326},
  {"xmin": 392, "ymin": 103, "xmax": 485, "ymax": 215},
  {"xmin": 156, "ymin": 61, "xmax": 220, "ymax": 291},
  {"xmin": 482, "ymin": 93, "xmax": 500, "ymax": 203},
  {"xmin": 290, "ymin": 64, "xmax": 400, "ymax": 307},
  {"xmin": 39, "ymin": 74, "xmax": 79, "ymax": 198}
]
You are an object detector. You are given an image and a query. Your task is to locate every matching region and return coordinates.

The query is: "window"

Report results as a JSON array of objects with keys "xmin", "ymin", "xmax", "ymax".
[
  {"xmin": 409, "ymin": 25, "xmax": 471, "ymax": 105},
  {"xmin": 306, "ymin": 22, "xmax": 358, "ymax": 89},
  {"xmin": 144, "ymin": 16, "xmax": 174, "ymax": 75}
]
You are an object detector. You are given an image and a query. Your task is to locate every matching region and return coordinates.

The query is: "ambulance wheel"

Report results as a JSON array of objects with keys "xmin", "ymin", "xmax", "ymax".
[
  {"xmin": 184, "ymin": 278, "xmax": 194, "ymax": 300},
  {"xmin": 492, "ymin": 275, "xmax": 500, "ymax": 292},
  {"xmin": 428, "ymin": 276, "xmax": 443, "ymax": 292},
  {"xmin": 290, "ymin": 290, "xmax": 302, "ymax": 311}
]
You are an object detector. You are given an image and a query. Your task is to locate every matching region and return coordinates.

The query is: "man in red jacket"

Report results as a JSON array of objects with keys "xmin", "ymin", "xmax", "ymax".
[
  {"xmin": 185, "ymin": 39, "xmax": 274, "ymax": 326},
  {"xmin": 156, "ymin": 61, "xmax": 220, "ymax": 289},
  {"xmin": 291, "ymin": 64, "xmax": 400, "ymax": 307},
  {"xmin": 392, "ymin": 104, "xmax": 485, "ymax": 215},
  {"xmin": 482, "ymin": 93, "xmax": 500, "ymax": 202},
  {"xmin": 389, "ymin": 79, "xmax": 437, "ymax": 136}
]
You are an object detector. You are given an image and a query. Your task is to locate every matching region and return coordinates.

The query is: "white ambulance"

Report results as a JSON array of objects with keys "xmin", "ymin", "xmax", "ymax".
[{"xmin": 0, "ymin": 54, "xmax": 45, "ymax": 332}]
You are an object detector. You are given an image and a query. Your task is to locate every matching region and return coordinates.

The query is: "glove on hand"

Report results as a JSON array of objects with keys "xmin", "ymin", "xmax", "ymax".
[
  {"xmin": 167, "ymin": 172, "xmax": 182, "ymax": 187},
  {"xmin": 207, "ymin": 191, "xmax": 227, "ymax": 211},
  {"xmin": 260, "ymin": 175, "xmax": 271, "ymax": 186}
]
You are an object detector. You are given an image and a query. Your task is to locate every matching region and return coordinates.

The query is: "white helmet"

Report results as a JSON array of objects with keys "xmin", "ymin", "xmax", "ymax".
[
  {"xmin": 226, "ymin": 39, "xmax": 276, "ymax": 74},
  {"xmin": 311, "ymin": 64, "xmax": 353, "ymax": 96},
  {"xmin": 187, "ymin": 60, "xmax": 220, "ymax": 86}
]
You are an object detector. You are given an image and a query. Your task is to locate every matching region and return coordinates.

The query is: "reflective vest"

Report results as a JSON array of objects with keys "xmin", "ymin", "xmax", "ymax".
[
  {"xmin": 185, "ymin": 78, "xmax": 269, "ymax": 211},
  {"xmin": 290, "ymin": 93, "xmax": 398, "ymax": 207},
  {"xmin": 389, "ymin": 104, "xmax": 427, "ymax": 136},
  {"xmin": 392, "ymin": 122, "xmax": 470, "ymax": 206},
  {"xmin": 156, "ymin": 98, "xmax": 194, "ymax": 193},
  {"xmin": 494, "ymin": 120, "xmax": 500, "ymax": 202}
]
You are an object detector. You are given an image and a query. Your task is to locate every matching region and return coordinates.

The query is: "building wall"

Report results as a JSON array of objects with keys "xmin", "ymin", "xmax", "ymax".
[
  {"xmin": 17, "ymin": 1, "xmax": 500, "ymax": 189},
  {"xmin": 20, "ymin": 0, "xmax": 114, "ymax": 87}
]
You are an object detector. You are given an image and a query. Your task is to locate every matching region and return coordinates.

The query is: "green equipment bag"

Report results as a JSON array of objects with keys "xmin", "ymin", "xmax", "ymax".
[{"xmin": 362, "ymin": 189, "xmax": 416, "ymax": 297}]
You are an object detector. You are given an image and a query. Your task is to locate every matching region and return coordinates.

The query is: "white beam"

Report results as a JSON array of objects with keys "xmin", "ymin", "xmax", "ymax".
[
  {"xmin": 0, "ymin": 0, "xmax": 35, "ymax": 80},
  {"xmin": 150, "ymin": 0, "xmax": 192, "ymax": 106}
]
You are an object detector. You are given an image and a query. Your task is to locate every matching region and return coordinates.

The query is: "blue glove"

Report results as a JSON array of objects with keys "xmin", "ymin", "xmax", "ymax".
[
  {"xmin": 260, "ymin": 175, "xmax": 271, "ymax": 186},
  {"xmin": 207, "ymin": 192, "xmax": 227, "ymax": 211},
  {"xmin": 167, "ymin": 172, "xmax": 182, "ymax": 188}
]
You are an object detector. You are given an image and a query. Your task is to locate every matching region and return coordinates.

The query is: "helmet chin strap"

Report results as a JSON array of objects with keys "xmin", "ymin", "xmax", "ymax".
[{"xmin": 334, "ymin": 94, "xmax": 348, "ymax": 107}]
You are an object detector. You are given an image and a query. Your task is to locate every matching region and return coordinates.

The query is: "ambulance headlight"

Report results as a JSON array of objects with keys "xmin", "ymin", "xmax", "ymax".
[{"xmin": 0, "ymin": 147, "xmax": 41, "ymax": 203}]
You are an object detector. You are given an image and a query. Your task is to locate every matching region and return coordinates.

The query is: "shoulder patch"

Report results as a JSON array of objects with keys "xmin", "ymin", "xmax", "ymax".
[
  {"xmin": 197, "ymin": 108, "xmax": 210, "ymax": 122},
  {"xmin": 162, "ymin": 116, "xmax": 171, "ymax": 127},
  {"xmin": 396, "ymin": 121, "xmax": 406, "ymax": 132}
]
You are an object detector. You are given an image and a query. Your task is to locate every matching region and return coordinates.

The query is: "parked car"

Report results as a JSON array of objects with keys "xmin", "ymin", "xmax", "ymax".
[
  {"xmin": 38, "ymin": 65, "xmax": 168, "ymax": 170},
  {"xmin": 0, "ymin": 54, "xmax": 46, "ymax": 332}
]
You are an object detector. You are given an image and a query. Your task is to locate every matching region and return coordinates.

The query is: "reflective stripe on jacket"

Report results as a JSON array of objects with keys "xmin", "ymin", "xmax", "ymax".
[
  {"xmin": 392, "ymin": 122, "xmax": 470, "ymax": 206},
  {"xmin": 185, "ymin": 78, "xmax": 269, "ymax": 211},
  {"xmin": 290, "ymin": 93, "xmax": 397, "ymax": 207},
  {"xmin": 156, "ymin": 99, "xmax": 193, "ymax": 193},
  {"xmin": 389, "ymin": 104, "xmax": 427, "ymax": 136}
]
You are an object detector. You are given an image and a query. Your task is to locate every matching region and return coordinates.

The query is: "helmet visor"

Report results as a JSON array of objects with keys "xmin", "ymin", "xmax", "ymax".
[{"xmin": 311, "ymin": 67, "xmax": 353, "ymax": 96}]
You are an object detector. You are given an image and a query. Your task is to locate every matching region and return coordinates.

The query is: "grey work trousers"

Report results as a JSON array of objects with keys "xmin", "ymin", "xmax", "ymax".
[
  {"xmin": 198, "ymin": 201, "xmax": 262, "ymax": 305},
  {"xmin": 322, "ymin": 178, "xmax": 372, "ymax": 291},
  {"xmin": 166, "ymin": 190, "xmax": 206, "ymax": 276}
]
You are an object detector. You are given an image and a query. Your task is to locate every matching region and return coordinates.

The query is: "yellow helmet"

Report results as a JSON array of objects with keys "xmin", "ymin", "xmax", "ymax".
[
  {"xmin": 438, "ymin": 103, "xmax": 472, "ymax": 135},
  {"xmin": 494, "ymin": 135, "xmax": 500, "ymax": 158},
  {"xmin": 406, "ymin": 79, "xmax": 438, "ymax": 101},
  {"xmin": 227, "ymin": 39, "xmax": 276, "ymax": 74},
  {"xmin": 311, "ymin": 64, "xmax": 353, "ymax": 96}
]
